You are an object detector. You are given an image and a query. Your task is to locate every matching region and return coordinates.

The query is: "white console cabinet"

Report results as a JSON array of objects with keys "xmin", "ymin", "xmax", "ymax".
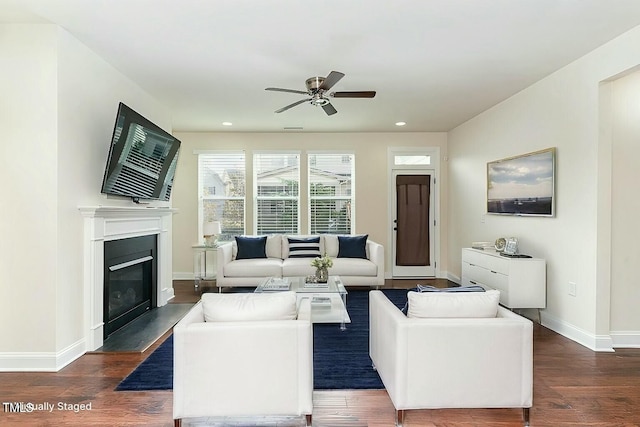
[{"xmin": 461, "ymin": 248, "xmax": 546, "ymax": 309}]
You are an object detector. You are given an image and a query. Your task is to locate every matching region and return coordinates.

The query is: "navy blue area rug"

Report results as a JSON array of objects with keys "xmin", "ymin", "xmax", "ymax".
[{"xmin": 116, "ymin": 289, "xmax": 408, "ymax": 391}]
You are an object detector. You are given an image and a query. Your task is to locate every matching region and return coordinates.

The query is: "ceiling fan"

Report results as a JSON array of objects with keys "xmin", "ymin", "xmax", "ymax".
[{"xmin": 265, "ymin": 71, "xmax": 376, "ymax": 116}]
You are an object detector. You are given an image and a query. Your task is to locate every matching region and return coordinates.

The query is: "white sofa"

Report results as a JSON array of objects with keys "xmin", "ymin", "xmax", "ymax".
[
  {"xmin": 216, "ymin": 234, "xmax": 384, "ymax": 288},
  {"xmin": 173, "ymin": 292, "xmax": 313, "ymax": 427},
  {"xmin": 369, "ymin": 290, "xmax": 533, "ymax": 426}
]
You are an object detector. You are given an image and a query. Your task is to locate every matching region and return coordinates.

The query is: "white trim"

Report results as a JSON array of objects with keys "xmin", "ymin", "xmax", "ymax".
[
  {"xmin": 253, "ymin": 149, "xmax": 302, "ymax": 155},
  {"xmin": 173, "ymin": 271, "xmax": 196, "ymax": 281},
  {"xmin": 387, "ymin": 147, "xmax": 441, "ymax": 279},
  {"xmin": 193, "ymin": 149, "xmax": 245, "ymax": 155},
  {"xmin": 611, "ymin": 331, "xmax": 640, "ymax": 348},
  {"xmin": 307, "ymin": 149, "xmax": 355, "ymax": 155},
  {"xmin": 540, "ymin": 311, "xmax": 615, "ymax": 352},
  {"xmin": 78, "ymin": 206, "xmax": 177, "ymax": 352},
  {"xmin": 0, "ymin": 339, "xmax": 85, "ymax": 372}
]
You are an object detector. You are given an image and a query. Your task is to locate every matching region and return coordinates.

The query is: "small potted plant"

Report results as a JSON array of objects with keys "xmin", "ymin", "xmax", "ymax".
[{"xmin": 310, "ymin": 254, "xmax": 333, "ymax": 283}]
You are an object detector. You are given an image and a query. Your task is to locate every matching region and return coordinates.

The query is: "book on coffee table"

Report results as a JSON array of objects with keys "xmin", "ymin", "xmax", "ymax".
[
  {"xmin": 303, "ymin": 281, "xmax": 330, "ymax": 289},
  {"xmin": 261, "ymin": 277, "xmax": 290, "ymax": 291},
  {"xmin": 311, "ymin": 296, "xmax": 332, "ymax": 307}
]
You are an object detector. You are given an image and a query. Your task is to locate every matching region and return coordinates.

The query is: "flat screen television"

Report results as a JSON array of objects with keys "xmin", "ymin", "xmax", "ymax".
[
  {"xmin": 487, "ymin": 147, "xmax": 556, "ymax": 217},
  {"xmin": 101, "ymin": 103, "xmax": 181, "ymax": 202}
]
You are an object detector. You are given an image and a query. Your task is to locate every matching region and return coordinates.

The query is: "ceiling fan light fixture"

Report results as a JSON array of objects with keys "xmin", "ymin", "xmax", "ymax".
[{"xmin": 312, "ymin": 97, "xmax": 330, "ymax": 106}]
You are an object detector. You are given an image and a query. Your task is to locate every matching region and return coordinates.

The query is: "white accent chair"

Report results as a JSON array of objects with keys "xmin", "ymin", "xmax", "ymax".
[
  {"xmin": 173, "ymin": 293, "xmax": 314, "ymax": 427},
  {"xmin": 369, "ymin": 290, "xmax": 533, "ymax": 426}
]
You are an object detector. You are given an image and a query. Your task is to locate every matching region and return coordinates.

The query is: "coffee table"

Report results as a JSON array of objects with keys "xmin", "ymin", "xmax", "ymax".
[{"xmin": 255, "ymin": 276, "xmax": 350, "ymax": 330}]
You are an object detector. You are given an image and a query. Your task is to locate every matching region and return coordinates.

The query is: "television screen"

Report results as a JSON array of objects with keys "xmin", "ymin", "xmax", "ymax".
[
  {"xmin": 487, "ymin": 148, "xmax": 555, "ymax": 216},
  {"xmin": 101, "ymin": 103, "xmax": 181, "ymax": 202}
]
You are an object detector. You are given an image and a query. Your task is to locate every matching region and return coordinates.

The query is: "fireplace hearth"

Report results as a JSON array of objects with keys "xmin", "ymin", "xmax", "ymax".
[{"xmin": 103, "ymin": 235, "xmax": 157, "ymax": 339}]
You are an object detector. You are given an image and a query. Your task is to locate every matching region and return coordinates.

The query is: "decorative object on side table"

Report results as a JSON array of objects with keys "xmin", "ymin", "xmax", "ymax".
[
  {"xmin": 503, "ymin": 237, "xmax": 519, "ymax": 255},
  {"xmin": 311, "ymin": 253, "xmax": 333, "ymax": 283},
  {"xmin": 203, "ymin": 221, "xmax": 222, "ymax": 247}
]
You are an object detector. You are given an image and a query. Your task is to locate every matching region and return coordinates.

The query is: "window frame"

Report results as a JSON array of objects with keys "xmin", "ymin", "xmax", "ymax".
[
  {"xmin": 253, "ymin": 151, "xmax": 301, "ymax": 235},
  {"xmin": 308, "ymin": 151, "xmax": 355, "ymax": 235},
  {"xmin": 196, "ymin": 150, "xmax": 246, "ymax": 243}
]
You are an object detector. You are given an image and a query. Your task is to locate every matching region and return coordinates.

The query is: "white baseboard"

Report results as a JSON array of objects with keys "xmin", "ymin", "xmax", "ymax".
[
  {"xmin": 610, "ymin": 331, "xmax": 640, "ymax": 348},
  {"xmin": 446, "ymin": 272, "xmax": 461, "ymax": 284},
  {"xmin": 0, "ymin": 339, "xmax": 85, "ymax": 372},
  {"xmin": 540, "ymin": 311, "xmax": 614, "ymax": 352},
  {"xmin": 173, "ymin": 271, "xmax": 194, "ymax": 280}
]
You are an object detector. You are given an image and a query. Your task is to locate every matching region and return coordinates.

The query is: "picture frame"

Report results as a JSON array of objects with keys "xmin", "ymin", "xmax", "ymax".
[
  {"xmin": 503, "ymin": 237, "xmax": 519, "ymax": 255},
  {"xmin": 487, "ymin": 148, "xmax": 556, "ymax": 217}
]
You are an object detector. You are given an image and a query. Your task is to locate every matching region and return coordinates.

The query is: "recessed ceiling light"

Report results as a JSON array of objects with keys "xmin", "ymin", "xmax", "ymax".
[
  {"xmin": 222, "ymin": 122, "xmax": 232, "ymax": 126},
  {"xmin": 395, "ymin": 121, "xmax": 406, "ymax": 126}
]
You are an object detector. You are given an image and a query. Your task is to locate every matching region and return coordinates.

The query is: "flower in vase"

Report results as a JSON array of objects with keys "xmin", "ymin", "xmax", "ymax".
[{"xmin": 310, "ymin": 254, "xmax": 333, "ymax": 269}]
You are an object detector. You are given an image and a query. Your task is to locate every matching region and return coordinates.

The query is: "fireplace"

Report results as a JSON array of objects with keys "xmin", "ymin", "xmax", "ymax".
[
  {"xmin": 80, "ymin": 206, "xmax": 176, "ymax": 351},
  {"xmin": 103, "ymin": 235, "xmax": 157, "ymax": 339}
]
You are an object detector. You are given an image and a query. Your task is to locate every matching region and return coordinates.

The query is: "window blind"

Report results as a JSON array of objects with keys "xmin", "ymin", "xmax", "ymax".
[
  {"xmin": 254, "ymin": 152, "xmax": 300, "ymax": 234},
  {"xmin": 309, "ymin": 153, "xmax": 354, "ymax": 234},
  {"xmin": 198, "ymin": 152, "xmax": 246, "ymax": 241}
]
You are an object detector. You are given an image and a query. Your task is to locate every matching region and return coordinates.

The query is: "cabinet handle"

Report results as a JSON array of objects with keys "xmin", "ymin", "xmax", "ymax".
[
  {"xmin": 490, "ymin": 270, "xmax": 498, "ymax": 274},
  {"xmin": 470, "ymin": 280, "xmax": 477, "ymax": 285}
]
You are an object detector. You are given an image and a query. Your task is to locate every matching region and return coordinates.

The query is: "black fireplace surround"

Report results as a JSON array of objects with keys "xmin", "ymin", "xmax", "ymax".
[{"xmin": 103, "ymin": 235, "xmax": 157, "ymax": 339}]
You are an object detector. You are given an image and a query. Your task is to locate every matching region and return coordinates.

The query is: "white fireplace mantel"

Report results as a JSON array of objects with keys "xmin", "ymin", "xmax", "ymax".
[{"xmin": 79, "ymin": 206, "xmax": 177, "ymax": 351}]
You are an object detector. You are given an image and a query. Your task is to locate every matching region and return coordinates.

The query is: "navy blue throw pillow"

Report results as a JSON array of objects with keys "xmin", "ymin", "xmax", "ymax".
[
  {"xmin": 337, "ymin": 234, "xmax": 368, "ymax": 259},
  {"xmin": 235, "ymin": 236, "xmax": 267, "ymax": 260}
]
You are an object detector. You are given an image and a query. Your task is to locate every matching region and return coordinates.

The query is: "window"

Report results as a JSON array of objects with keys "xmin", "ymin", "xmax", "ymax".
[
  {"xmin": 309, "ymin": 153, "xmax": 354, "ymax": 234},
  {"xmin": 254, "ymin": 152, "xmax": 300, "ymax": 234},
  {"xmin": 394, "ymin": 155, "xmax": 431, "ymax": 165},
  {"xmin": 198, "ymin": 152, "xmax": 245, "ymax": 241}
]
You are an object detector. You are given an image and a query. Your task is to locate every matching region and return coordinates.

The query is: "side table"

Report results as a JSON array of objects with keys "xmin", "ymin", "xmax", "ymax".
[{"xmin": 192, "ymin": 244, "xmax": 217, "ymax": 292}]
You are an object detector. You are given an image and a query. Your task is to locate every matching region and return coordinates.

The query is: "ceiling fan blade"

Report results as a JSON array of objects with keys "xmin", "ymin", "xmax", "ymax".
[
  {"xmin": 275, "ymin": 98, "xmax": 310, "ymax": 113},
  {"xmin": 330, "ymin": 91, "xmax": 376, "ymax": 98},
  {"xmin": 319, "ymin": 71, "xmax": 345, "ymax": 91},
  {"xmin": 266, "ymin": 87, "xmax": 309, "ymax": 95},
  {"xmin": 322, "ymin": 102, "xmax": 338, "ymax": 116}
]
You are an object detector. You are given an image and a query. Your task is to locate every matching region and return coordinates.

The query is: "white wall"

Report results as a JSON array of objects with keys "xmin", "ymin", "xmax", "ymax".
[
  {"xmin": 609, "ymin": 69, "xmax": 640, "ymax": 345},
  {"xmin": 170, "ymin": 132, "xmax": 448, "ymax": 279},
  {"xmin": 448, "ymin": 24, "xmax": 640, "ymax": 350},
  {"xmin": 0, "ymin": 24, "xmax": 171, "ymax": 370},
  {"xmin": 0, "ymin": 25, "xmax": 58, "ymax": 353}
]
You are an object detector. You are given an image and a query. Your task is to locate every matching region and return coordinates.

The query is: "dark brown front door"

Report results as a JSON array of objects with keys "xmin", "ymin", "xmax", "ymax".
[{"xmin": 395, "ymin": 174, "xmax": 431, "ymax": 268}]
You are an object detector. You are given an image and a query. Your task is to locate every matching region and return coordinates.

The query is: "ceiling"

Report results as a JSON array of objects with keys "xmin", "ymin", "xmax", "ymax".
[{"xmin": 3, "ymin": 0, "xmax": 640, "ymax": 133}]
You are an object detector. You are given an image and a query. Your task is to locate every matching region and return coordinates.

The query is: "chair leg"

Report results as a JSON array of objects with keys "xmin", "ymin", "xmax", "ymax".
[
  {"xmin": 396, "ymin": 409, "xmax": 405, "ymax": 427},
  {"xmin": 174, "ymin": 419, "xmax": 181, "ymax": 427},
  {"xmin": 523, "ymin": 408, "xmax": 530, "ymax": 426},
  {"xmin": 305, "ymin": 413, "xmax": 312, "ymax": 427}
]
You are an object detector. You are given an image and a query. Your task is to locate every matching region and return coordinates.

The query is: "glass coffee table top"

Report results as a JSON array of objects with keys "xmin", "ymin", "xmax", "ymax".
[{"xmin": 255, "ymin": 276, "xmax": 350, "ymax": 329}]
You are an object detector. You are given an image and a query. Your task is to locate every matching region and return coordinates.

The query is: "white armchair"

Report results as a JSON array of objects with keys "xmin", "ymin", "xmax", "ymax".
[
  {"xmin": 173, "ymin": 293, "xmax": 313, "ymax": 427},
  {"xmin": 369, "ymin": 290, "xmax": 533, "ymax": 426}
]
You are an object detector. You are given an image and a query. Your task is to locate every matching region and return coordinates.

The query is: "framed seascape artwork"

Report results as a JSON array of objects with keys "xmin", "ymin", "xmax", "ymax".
[{"xmin": 487, "ymin": 147, "xmax": 556, "ymax": 217}]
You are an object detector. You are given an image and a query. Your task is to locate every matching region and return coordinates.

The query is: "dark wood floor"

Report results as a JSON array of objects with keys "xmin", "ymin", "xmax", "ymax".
[{"xmin": 2, "ymin": 279, "xmax": 640, "ymax": 426}]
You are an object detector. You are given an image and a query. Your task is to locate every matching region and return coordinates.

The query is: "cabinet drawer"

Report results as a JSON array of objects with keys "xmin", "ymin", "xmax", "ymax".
[
  {"xmin": 460, "ymin": 276, "xmax": 510, "ymax": 306},
  {"xmin": 462, "ymin": 249, "xmax": 509, "ymax": 275}
]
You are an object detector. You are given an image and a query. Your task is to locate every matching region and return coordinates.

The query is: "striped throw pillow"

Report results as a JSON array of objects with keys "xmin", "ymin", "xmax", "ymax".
[{"xmin": 287, "ymin": 237, "xmax": 321, "ymax": 258}]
